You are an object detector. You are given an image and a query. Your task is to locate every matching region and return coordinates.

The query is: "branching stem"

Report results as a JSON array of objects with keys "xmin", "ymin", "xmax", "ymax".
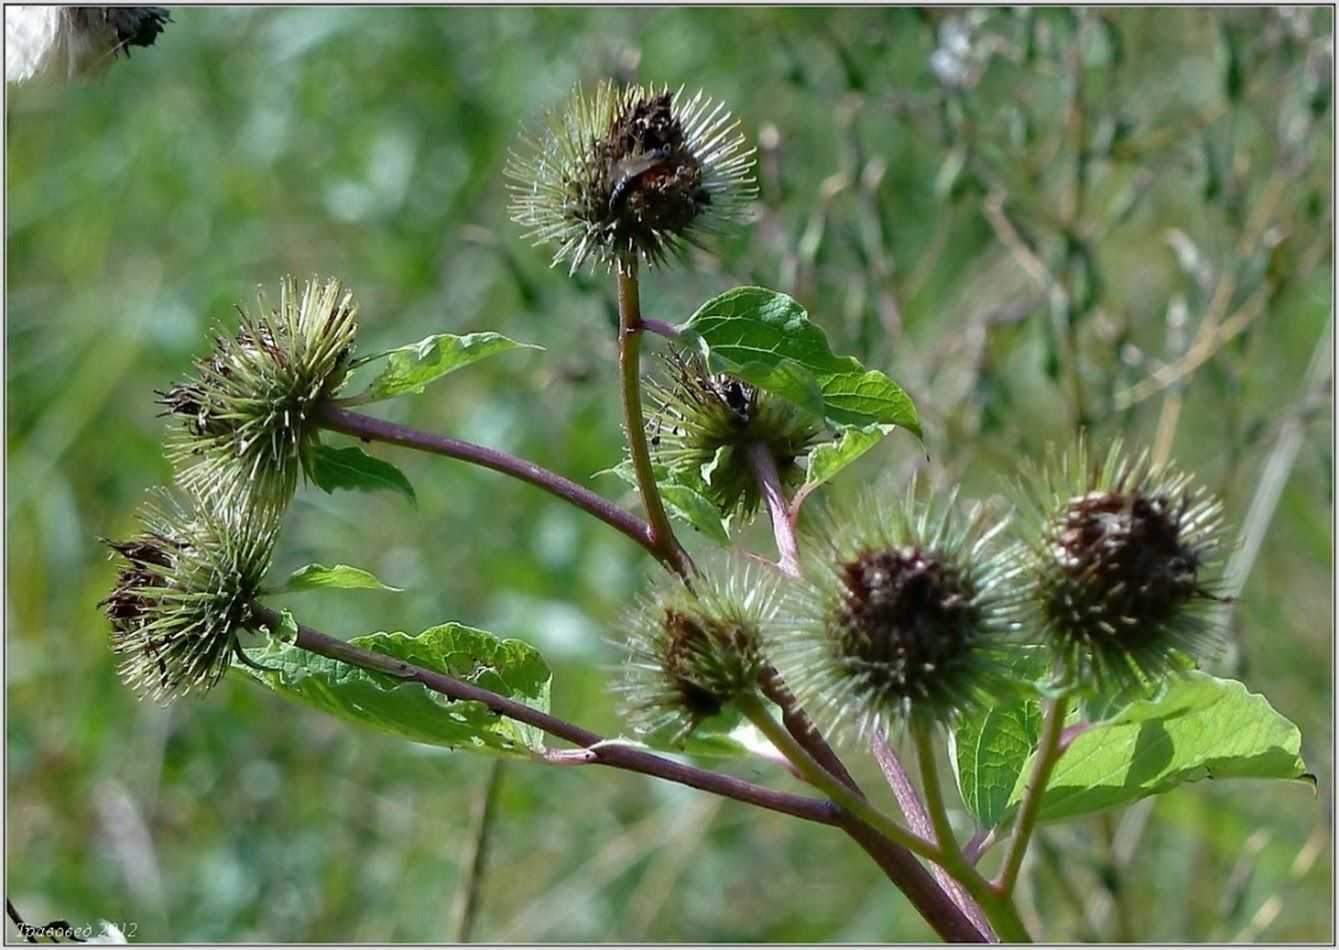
[
  {"xmin": 736, "ymin": 692, "xmax": 941, "ymax": 865},
  {"xmin": 758, "ymin": 668, "xmax": 989, "ymax": 944},
  {"xmin": 250, "ymin": 605, "xmax": 837, "ymax": 825},
  {"xmin": 998, "ymin": 694, "xmax": 1071, "ymax": 896},
  {"xmin": 745, "ymin": 449, "xmax": 987, "ymax": 942},
  {"xmin": 741, "ymin": 691, "xmax": 1002, "ymax": 941},
  {"xmin": 876, "ymin": 729, "xmax": 993, "ymax": 938},
  {"xmin": 639, "ymin": 318, "xmax": 682, "ymax": 340},
  {"xmin": 912, "ymin": 727, "xmax": 1029, "ymax": 942},
  {"xmin": 315, "ymin": 403, "xmax": 662, "ymax": 565}
]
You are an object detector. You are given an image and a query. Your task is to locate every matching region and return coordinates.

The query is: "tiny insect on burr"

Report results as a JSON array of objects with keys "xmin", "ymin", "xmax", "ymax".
[{"xmin": 608, "ymin": 147, "xmax": 673, "ymax": 212}]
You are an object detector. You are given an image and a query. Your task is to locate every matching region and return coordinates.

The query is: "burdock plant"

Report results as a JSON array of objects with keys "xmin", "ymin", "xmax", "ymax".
[
  {"xmin": 774, "ymin": 484, "xmax": 1022, "ymax": 740},
  {"xmin": 162, "ymin": 276, "xmax": 358, "ymax": 513},
  {"xmin": 645, "ymin": 349, "xmax": 825, "ymax": 524},
  {"xmin": 93, "ymin": 74, "xmax": 1312, "ymax": 947},
  {"xmin": 616, "ymin": 557, "xmax": 775, "ymax": 740},
  {"xmin": 101, "ymin": 489, "xmax": 279, "ymax": 703},
  {"xmin": 506, "ymin": 80, "xmax": 757, "ymax": 274},
  {"xmin": 1017, "ymin": 439, "xmax": 1229, "ymax": 693}
]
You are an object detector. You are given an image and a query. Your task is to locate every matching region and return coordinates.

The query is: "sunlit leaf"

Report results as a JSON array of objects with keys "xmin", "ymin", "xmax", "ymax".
[
  {"xmin": 949, "ymin": 648, "xmax": 1052, "ymax": 829},
  {"xmin": 596, "ymin": 459, "xmax": 731, "ymax": 545},
  {"xmin": 276, "ymin": 563, "xmax": 402, "ymax": 594},
  {"xmin": 681, "ymin": 286, "xmax": 921, "ymax": 437},
  {"xmin": 799, "ymin": 423, "xmax": 895, "ymax": 500},
  {"xmin": 353, "ymin": 331, "xmax": 541, "ymax": 402},
  {"xmin": 1009, "ymin": 672, "xmax": 1313, "ymax": 824},
  {"xmin": 235, "ymin": 622, "xmax": 551, "ymax": 756}
]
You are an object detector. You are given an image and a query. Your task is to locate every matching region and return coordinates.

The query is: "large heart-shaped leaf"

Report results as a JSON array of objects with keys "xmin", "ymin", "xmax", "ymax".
[
  {"xmin": 235, "ymin": 622, "xmax": 552, "ymax": 756},
  {"xmin": 1008, "ymin": 672, "xmax": 1312, "ymax": 824},
  {"xmin": 680, "ymin": 287, "xmax": 921, "ymax": 437}
]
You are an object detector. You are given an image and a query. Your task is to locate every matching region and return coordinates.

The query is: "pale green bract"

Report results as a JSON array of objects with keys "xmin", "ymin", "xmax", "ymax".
[
  {"xmin": 596, "ymin": 459, "xmax": 731, "ymax": 545},
  {"xmin": 600, "ymin": 419, "xmax": 897, "ymax": 539},
  {"xmin": 794, "ymin": 423, "xmax": 896, "ymax": 509}
]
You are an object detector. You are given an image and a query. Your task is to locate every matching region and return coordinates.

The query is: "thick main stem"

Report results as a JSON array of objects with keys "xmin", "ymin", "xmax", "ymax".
[
  {"xmin": 737, "ymin": 692, "xmax": 1013, "ymax": 944},
  {"xmin": 760, "ymin": 667, "xmax": 987, "ymax": 944},
  {"xmin": 840, "ymin": 819, "xmax": 989, "ymax": 944},
  {"xmin": 251, "ymin": 605, "xmax": 835, "ymax": 825},
  {"xmin": 616, "ymin": 264, "xmax": 691, "ymax": 578},
  {"xmin": 998, "ymin": 695, "xmax": 1071, "ymax": 896},
  {"xmin": 315, "ymin": 403, "xmax": 660, "ymax": 564}
]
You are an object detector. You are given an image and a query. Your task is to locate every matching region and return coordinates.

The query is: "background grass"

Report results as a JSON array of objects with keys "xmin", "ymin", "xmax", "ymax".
[{"xmin": 6, "ymin": 7, "xmax": 1332, "ymax": 942}]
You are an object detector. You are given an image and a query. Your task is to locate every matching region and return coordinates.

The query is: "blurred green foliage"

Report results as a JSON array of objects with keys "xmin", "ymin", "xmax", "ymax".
[{"xmin": 6, "ymin": 7, "xmax": 1332, "ymax": 942}]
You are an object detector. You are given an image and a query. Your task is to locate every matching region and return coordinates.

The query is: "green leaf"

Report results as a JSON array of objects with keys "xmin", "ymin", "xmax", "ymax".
[
  {"xmin": 354, "ymin": 332, "xmax": 541, "ymax": 402},
  {"xmin": 800, "ymin": 423, "xmax": 895, "ymax": 498},
  {"xmin": 949, "ymin": 648, "xmax": 1053, "ymax": 829},
  {"xmin": 596, "ymin": 459, "xmax": 730, "ymax": 545},
  {"xmin": 1080, "ymin": 651, "xmax": 1198, "ymax": 723},
  {"xmin": 660, "ymin": 480, "xmax": 732, "ymax": 545},
  {"xmin": 681, "ymin": 286, "xmax": 921, "ymax": 437},
  {"xmin": 1008, "ymin": 672, "xmax": 1313, "ymax": 824},
  {"xmin": 725, "ymin": 357, "xmax": 827, "ymax": 419},
  {"xmin": 270, "ymin": 608, "xmax": 299, "ymax": 643},
  {"xmin": 276, "ymin": 563, "xmax": 402, "ymax": 594},
  {"xmin": 234, "ymin": 622, "xmax": 552, "ymax": 756},
  {"xmin": 308, "ymin": 445, "xmax": 416, "ymax": 505}
]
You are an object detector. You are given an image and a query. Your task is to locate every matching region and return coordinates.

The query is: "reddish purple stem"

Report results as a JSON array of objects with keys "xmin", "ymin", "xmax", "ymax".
[
  {"xmin": 639, "ymin": 318, "xmax": 682, "ymax": 340},
  {"xmin": 745, "ymin": 442, "xmax": 802, "ymax": 577},
  {"xmin": 874, "ymin": 729, "xmax": 995, "ymax": 939},
  {"xmin": 251, "ymin": 605, "xmax": 837, "ymax": 825},
  {"xmin": 315, "ymin": 403, "xmax": 663, "ymax": 564}
]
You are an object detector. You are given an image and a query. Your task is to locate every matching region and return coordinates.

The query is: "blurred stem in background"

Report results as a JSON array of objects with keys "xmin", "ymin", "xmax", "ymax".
[{"xmin": 454, "ymin": 761, "xmax": 504, "ymax": 943}]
